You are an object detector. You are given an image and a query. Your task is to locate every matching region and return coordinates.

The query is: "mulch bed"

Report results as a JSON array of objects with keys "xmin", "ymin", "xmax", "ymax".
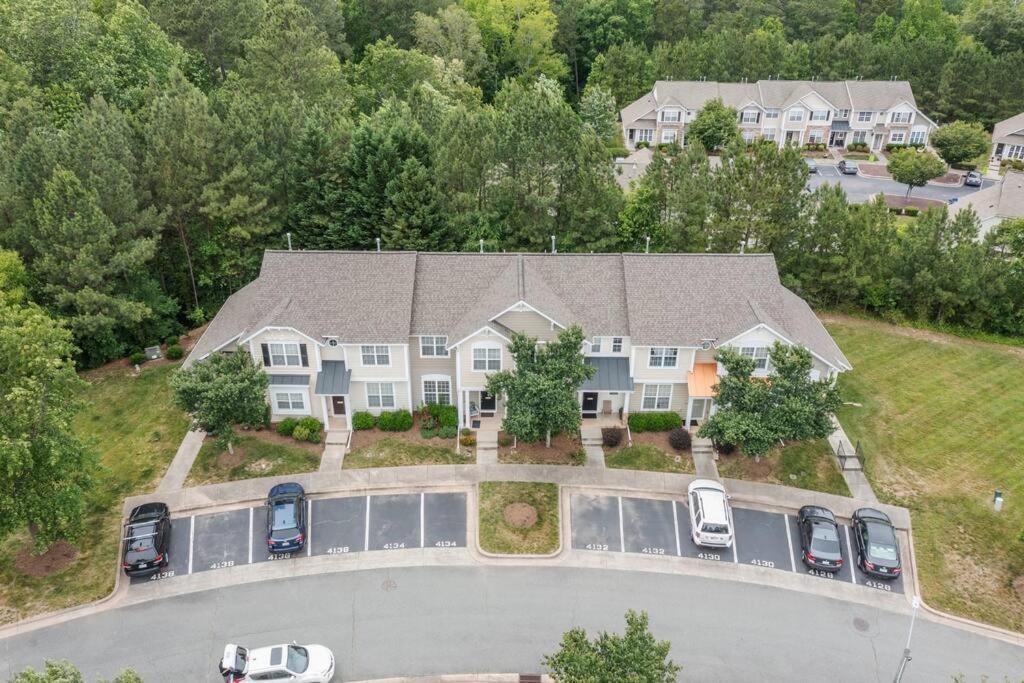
[
  {"xmin": 858, "ymin": 163, "xmax": 890, "ymax": 178},
  {"xmin": 498, "ymin": 432, "xmax": 581, "ymax": 464},
  {"xmin": 349, "ymin": 415, "xmax": 459, "ymax": 451},
  {"xmin": 625, "ymin": 430, "xmax": 689, "ymax": 455},
  {"xmin": 249, "ymin": 425, "xmax": 322, "ymax": 454},
  {"xmin": 882, "ymin": 194, "xmax": 946, "ymax": 210},
  {"xmin": 14, "ymin": 540, "xmax": 78, "ymax": 577},
  {"xmin": 504, "ymin": 503, "xmax": 538, "ymax": 529}
]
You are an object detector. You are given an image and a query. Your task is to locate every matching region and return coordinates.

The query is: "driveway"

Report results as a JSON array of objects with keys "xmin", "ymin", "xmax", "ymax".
[
  {"xmin": 808, "ymin": 166, "xmax": 995, "ymax": 204},
  {"xmin": 2, "ymin": 567, "xmax": 1021, "ymax": 682}
]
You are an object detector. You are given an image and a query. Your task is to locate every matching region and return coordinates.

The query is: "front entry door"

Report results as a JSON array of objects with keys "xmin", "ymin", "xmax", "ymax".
[
  {"xmin": 480, "ymin": 391, "xmax": 496, "ymax": 413},
  {"xmin": 581, "ymin": 392, "xmax": 598, "ymax": 417},
  {"xmin": 828, "ymin": 131, "xmax": 846, "ymax": 147},
  {"xmin": 331, "ymin": 396, "xmax": 346, "ymax": 415}
]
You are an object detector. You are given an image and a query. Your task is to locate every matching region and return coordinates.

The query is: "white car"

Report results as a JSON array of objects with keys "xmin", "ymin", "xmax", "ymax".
[
  {"xmin": 220, "ymin": 642, "xmax": 335, "ymax": 682},
  {"xmin": 687, "ymin": 479, "xmax": 734, "ymax": 548}
]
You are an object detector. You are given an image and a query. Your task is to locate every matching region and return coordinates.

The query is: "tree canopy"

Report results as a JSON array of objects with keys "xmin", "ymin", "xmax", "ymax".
[
  {"xmin": 887, "ymin": 148, "xmax": 948, "ymax": 197},
  {"xmin": 9, "ymin": 660, "xmax": 142, "ymax": 683},
  {"xmin": 930, "ymin": 121, "xmax": 990, "ymax": 166},
  {"xmin": 686, "ymin": 98, "xmax": 740, "ymax": 151},
  {"xmin": 170, "ymin": 351, "xmax": 269, "ymax": 446}
]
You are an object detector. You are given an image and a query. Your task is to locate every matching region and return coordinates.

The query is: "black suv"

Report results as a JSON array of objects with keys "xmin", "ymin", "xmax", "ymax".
[
  {"xmin": 122, "ymin": 502, "xmax": 171, "ymax": 576},
  {"xmin": 852, "ymin": 508, "xmax": 902, "ymax": 579},
  {"xmin": 797, "ymin": 506, "xmax": 843, "ymax": 572},
  {"xmin": 266, "ymin": 483, "xmax": 306, "ymax": 554}
]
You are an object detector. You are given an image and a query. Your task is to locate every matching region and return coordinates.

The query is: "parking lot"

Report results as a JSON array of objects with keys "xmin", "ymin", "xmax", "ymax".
[
  {"xmin": 130, "ymin": 492, "xmax": 467, "ymax": 586},
  {"xmin": 570, "ymin": 494, "xmax": 904, "ymax": 595}
]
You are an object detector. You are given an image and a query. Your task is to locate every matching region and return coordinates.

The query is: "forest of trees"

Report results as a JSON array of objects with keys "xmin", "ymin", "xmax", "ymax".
[{"xmin": 1, "ymin": 0, "xmax": 1023, "ymax": 368}]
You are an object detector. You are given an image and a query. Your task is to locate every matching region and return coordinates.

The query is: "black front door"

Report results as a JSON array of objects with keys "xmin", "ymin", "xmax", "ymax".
[
  {"xmin": 331, "ymin": 396, "xmax": 346, "ymax": 415},
  {"xmin": 581, "ymin": 392, "xmax": 598, "ymax": 416},
  {"xmin": 480, "ymin": 391, "xmax": 496, "ymax": 412}
]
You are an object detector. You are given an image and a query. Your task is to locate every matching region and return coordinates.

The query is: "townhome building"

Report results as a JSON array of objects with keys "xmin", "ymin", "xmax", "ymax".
[
  {"xmin": 992, "ymin": 112, "xmax": 1024, "ymax": 162},
  {"xmin": 185, "ymin": 251, "xmax": 850, "ymax": 432},
  {"xmin": 621, "ymin": 79, "xmax": 937, "ymax": 152}
]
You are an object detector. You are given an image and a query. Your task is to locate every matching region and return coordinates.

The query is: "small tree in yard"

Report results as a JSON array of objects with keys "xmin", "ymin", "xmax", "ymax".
[
  {"xmin": 888, "ymin": 148, "xmax": 947, "ymax": 198},
  {"xmin": 543, "ymin": 609, "xmax": 680, "ymax": 682},
  {"xmin": 171, "ymin": 351, "xmax": 269, "ymax": 452},
  {"xmin": 930, "ymin": 121, "xmax": 990, "ymax": 167},
  {"xmin": 486, "ymin": 325, "xmax": 594, "ymax": 447},
  {"xmin": 698, "ymin": 343, "xmax": 841, "ymax": 459},
  {"xmin": 687, "ymin": 98, "xmax": 740, "ymax": 152},
  {"xmin": 10, "ymin": 660, "xmax": 142, "ymax": 682}
]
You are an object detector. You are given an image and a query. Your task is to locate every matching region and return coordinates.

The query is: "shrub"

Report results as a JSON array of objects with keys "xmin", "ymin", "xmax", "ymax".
[
  {"xmin": 461, "ymin": 427, "xmax": 472, "ymax": 436},
  {"xmin": 498, "ymin": 433, "xmax": 513, "ymax": 447},
  {"xmin": 628, "ymin": 412, "xmax": 683, "ymax": 432},
  {"xmin": 460, "ymin": 434, "xmax": 476, "ymax": 447},
  {"xmin": 439, "ymin": 425, "xmax": 458, "ymax": 439},
  {"xmin": 352, "ymin": 411, "xmax": 376, "ymax": 430},
  {"xmin": 297, "ymin": 416, "xmax": 321, "ymax": 433},
  {"xmin": 165, "ymin": 344, "xmax": 184, "ymax": 360},
  {"xmin": 378, "ymin": 409, "xmax": 413, "ymax": 432},
  {"xmin": 421, "ymin": 415, "xmax": 438, "ymax": 430},
  {"xmin": 668, "ymin": 427, "xmax": 692, "ymax": 451},
  {"xmin": 427, "ymin": 403, "xmax": 458, "ymax": 428},
  {"xmin": 276, "ymin": 417, "xmax": 299, "ymax": 437},
  {"xmin": 165, "ymin": 334, "xmax": 181, "ymax": 346},
  {"xmin": 292, "ymin": 425, "xmax": 311, "ymax": 442},
  {"xmin": 904, "ymin": 207, "xmax": 920, "ymax": 217},
  {"xmin": 602, "ymin": 427, "xmax": 623, "ymax": 448},
  {"xmin": 129, "ymin": 351, "xmax": 147, "ymax": 365},
  {"xmin": 715, "ymin": 440, "xmax": 737, "ymax": 455},
  {"xmin": 420, "ymin": 427, "xmax": 438, "ymax": 439},
  {"xmin": 635, "ymin": 140, "xmax": 650, "ymax": 149}
]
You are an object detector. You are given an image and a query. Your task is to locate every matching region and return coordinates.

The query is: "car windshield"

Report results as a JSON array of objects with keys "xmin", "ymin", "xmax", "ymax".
[
  {"xmin": 701, "ymin": 522, "xmax": 729, "ymax": 534},
  {"xmin": 287, "ymin": 645, "xmax": 309, "ymax": 673},
  {"xmin": 810, "ymin": 525, "xmax": 841, "ymax": 555},
  {"xmin": 271, "ymin": 500, "xmax": 297, "ymax": 532}
]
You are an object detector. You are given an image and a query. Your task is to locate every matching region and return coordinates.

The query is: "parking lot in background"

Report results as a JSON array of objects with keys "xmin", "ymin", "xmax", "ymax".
[
  {"xmin": 570, "ymin": 493, "xmax": 904, "ymax": 595},
  {"xmin": 130, "ymin": 492, "xmax": 467, "ymax": 588}
]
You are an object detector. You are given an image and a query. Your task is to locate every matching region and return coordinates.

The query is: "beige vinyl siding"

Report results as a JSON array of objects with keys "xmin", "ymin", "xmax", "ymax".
[
  {"xmin": 631, "ymin": 345, "xmax": 692, "ymax": 382},
  {"xmin": 629, "ymin": 382, "xmax": 688, "ymax": 414},
  {"xmin": 493, "ymin": 310, "xmax": 560, "ymax": 341},
  {"xmin": 343, "ymin": 343, "xmax": 407, "ymax": 380},
  {"xmin": 268, "ymin": 377, "xmax": 323, "ymax": 422},
  {"xmin": 458, "ymin": 331, "xmax": 514, "ymax": 389},
  {"xmin": 348, "ymin": 379, "xmax": 411, "ymax": 414},
  {"xmin": 409, "ymin": 336, "xmax": 457, "ymax": 407},
  {"xmin": 694, "ymin": 348, "xmax": 717, "ymax": 364}
]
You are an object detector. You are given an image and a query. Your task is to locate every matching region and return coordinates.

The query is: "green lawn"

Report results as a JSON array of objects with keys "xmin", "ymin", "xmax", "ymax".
[
  {"xmin": 716, "ymin": 440, "xmax": 850, "ymax": 496},
  {"xmin": 0, "ymin": 363, "xmax": 190, "ymax": 624},
  {"xmin": 828, "ymin": 315, "xmax": 1024, "ymax": 631},
  {"xmin": 478, "ymin": 482, "xmax": 560, "ymax": 555},
  {"xmin": 343, "ymin": 437, "xmax": 474, "ymax": 468},
  {"xmin": 186, "ymin": 435, "xmax": 321, "ymax": 486},
  {"xmin": 605, "ymin": 444, "xmax": 694, "ymax": 474}
]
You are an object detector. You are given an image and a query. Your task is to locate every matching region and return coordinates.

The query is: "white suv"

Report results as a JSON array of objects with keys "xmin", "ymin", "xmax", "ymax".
[
  {"xmin": 220, "ymin": 643, "xmax": 335, "ymax": 682},
  {"xmin": 687, "ymin": 479, "xmax": 734, "ymax": 548}
]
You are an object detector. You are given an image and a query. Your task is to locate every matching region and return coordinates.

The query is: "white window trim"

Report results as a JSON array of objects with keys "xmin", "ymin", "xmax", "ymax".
[
  {"xmin": 889, "ymin": 132, "xmax": 905, "ymax": 144},
  {"xmin": 765, "ymin": 109, "xmax": 780, "ymax": 119},
  {"xmin": 272, "ymin": 388, "xmax": 309, "ymax": 415},
  {"xmin": 641, "ymin": 384, "xmax": 673, "ymax": 411},
  {"xmin": 648, "ymin": 347, "xmax": 679, "ymax": 369},
  {"xmin": 360, "ymin": 344, "xmax": 391, "ymax": 367},
  {"xmin": 661, "ymin": 129, "xmax": 677, "ymax": 143},
  {"xmin": 636, "ymin": 129, "xmax": 654, "ymax": 143},
  {"xmin": 738, "ymin": 346, "xmax": 771, "ymax": 372},
  {"xmin": 810, "ymin": 110, "xmax": 829, "ymax": 122},
  {"xmin": 857, "ymin": 111, "xmax": 873, "ymax": 123},
  {"xmin": 268, "ymin": 342, "xmax": 301, "ymax": 367},
  {"xmin": 660, "ymin": 108, "xmax": 681, "ymax": 123},
  {"xmin": 787, "ymin": 109, "xmax": 804, "ymax": 122},
  {"xmin": 419, "ymin": 335, "xmax": 449, "ymax": 358},
  {"xmin": 471, "ymin": 342, "xmax": 502, "ymax": 372},
  {"xmin": 421, "ymin": 374, "xmax": 452, "ymax": 406},
  {"xmin": 611, "ymin": 337, "xmax": 623, "ymax": 353},
  {"xmin": 890, "ymin": 112, "xmax": 912, "ymax": 124},
  {"xmin": 740, "ymin": 110, "xmax": 759, "ymax": 124},
  {"xmin": 908, "ymin": 130, "xmax": 926, "ymax": 144},
  {"xmin": 365, "ymin": 382, "xmax": 396, "ymax": 409}
]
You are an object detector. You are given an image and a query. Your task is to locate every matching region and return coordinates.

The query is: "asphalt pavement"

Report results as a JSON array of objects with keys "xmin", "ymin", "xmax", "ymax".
[
  {"xmin": 2, "ymin": 566, "xmax": 1020, "ymax": 682},
  {"xmin": 807, "ymin": 166, "xmax": 995, "ymax": 204}
]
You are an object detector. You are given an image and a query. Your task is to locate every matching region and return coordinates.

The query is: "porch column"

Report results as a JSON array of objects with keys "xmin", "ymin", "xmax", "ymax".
[
  {"xmin": 684, "ymin": 397, "xmax": 694, "ymax": 430},
  {"xmin": 320, "ymin": 395, "xmax": 329, "ymax": 426},
  {"xmin": 346, "ymin": 395, "xmax": 352, "ymax": 431}
]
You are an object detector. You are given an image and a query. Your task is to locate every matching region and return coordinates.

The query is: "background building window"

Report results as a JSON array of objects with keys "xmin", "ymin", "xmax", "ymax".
[
  {"xmin": 361, "ymin": 345, "xmax": 390, "ymax": 366},
  {"xmin": 422, "ymin": 379, "xmax": 451, "ymax": 405},
  {"xmin": 367, "ymin": 382, "xmax": 395, "ymax": 408},
  {"xmin": 642, "ymin": 384, "xmax": 672, "ymax": 410},
  {"xmin": 649, "ymin": 347, "xmax": 678, "ymax": 368},
  {"xmin": 420, "ymin": 336, "xmax": 448, "ymax": 357}
]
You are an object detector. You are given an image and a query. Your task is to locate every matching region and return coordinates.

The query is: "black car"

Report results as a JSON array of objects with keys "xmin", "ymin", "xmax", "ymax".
[
  {"xmin": 797, "ymin": 505, "xmax": 844, "ymax": 572},
  {"xmin": 122, "ymin": 502, "xmax": 171, "ymax": 576},
  {"xmin": 964, "ymin": 170, "xmax": 983, "ymax": 187},
  {"xmin": 852, "ymin": 508, "xmax": 902, "ymax": 580},
  {"xmin": 838, "ymin": 160, "xmax": 859, "ymax": 175},
  {"xmin": 266, "ymin": 482, "xmax": 306, "ymax": 554}
]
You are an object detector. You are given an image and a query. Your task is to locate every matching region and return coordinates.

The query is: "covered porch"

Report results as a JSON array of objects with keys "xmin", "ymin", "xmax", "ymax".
[
  {"xmin": 315, "ymin": 360, "xmax": 353, "ymax": 431},
  {"xmin": 579, "ymin": 356, "xmax": 634, "ymax": 426},
  {"xmin": 685, "ymin": 362, "xmax": 718, "ymax": 428},
  {"xmin": 459, "ymin": 388, "xmax": 504, "ymax": 430}
]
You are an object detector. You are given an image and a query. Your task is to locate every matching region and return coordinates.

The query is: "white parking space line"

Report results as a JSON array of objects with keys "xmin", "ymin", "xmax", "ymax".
[
  {"xmin": 306, "ymin": 499, "xmax": 312, "ymax": 557},
  {"xmin": 364, "ymin": 496, "xmax": 371, "ymax": 551},
  {"xmin": 844, "ymin": 525, "xmax": 857, "ymax": 584},
  {"xmin": 731, "ymin": 524, "xmax": 738, "ymax": 564},
  {"xmin": 784, "ymin": 514, "xmax": 796, "ymax": 572},
  {"xmin": 672, "ymin": 501, "xmax": 681, "ymax": 556},
  {"xmin": 617, "ymin": 497, "xmax": 625, "ymax": 553},
  {"xmin": 419, "ymin": 493, "xmax": 425, "ymax": 549},
  {"xmin": 248, "ymin": 508, "xmax": 253, "ymax": 564},
  {"xmin": 188, "ymin": 516, "xmax": 194, "ymax": 575}
]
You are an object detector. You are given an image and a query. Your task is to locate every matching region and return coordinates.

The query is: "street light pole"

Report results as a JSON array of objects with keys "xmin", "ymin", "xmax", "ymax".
[{"xmin": 893, "ymin": 596, "xmax": 921, "ymax": 683}]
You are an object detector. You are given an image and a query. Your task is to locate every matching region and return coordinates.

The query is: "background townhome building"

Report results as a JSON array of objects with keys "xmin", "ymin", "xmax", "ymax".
[
  {"xmin": 185, "ymin": 252, "xmax": 850, "ymax": 433},
  {"xmin": 992, "ymin": 112, "xmax": 1024, "ymax": 162},
  {"xmin": 621, "ymin": 79, "xmax": 936, "ymax": 152}
]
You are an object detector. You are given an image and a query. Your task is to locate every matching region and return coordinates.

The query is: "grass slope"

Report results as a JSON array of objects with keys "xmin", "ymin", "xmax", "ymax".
[
  {"xmin": 0, "ymin": 364, "xmax": 190, "ymax": 623},
  {"xmin": 186, "ymin": 435, "xmax": 321, "ymax": 486},
  {"xmin": 605, "ymin": 444, "xmax": 694, "ymax": 473},
  {"xmin": 717, "ymin": 440, "xmax": 850, "ymax": 497},
  {"xmin": 828, "ymin": 316, "xmax": 1024, "ymax": 631},
  {"xmin": 343, "ymin": 437, "xmax": 473, "ymax": 468}
]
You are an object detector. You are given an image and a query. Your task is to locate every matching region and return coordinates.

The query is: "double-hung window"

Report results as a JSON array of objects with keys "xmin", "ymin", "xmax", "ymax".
[
  {"xmin": 591, "ymin": 337, "xmax": 602, "ymax": 353},
  {"xmin": 420, "ymin": 336, "xmax": 448, "ymax": 357},
  {"xmin": 765, "ymin": 109, "xmax": 780, "ymax": 120},
  {"xmin": 273, "ymin": 390, "xmax": 306, "ymax": 413},
  {"xmin": 269, "ymin": 342, "xmax": 301, "ymax": 367},
  {"xmin": 890, "ymin": 132, "xmax": 905, "ymax": 144},
  {"xmin": 642, "ymin": 384, "xmax": 672, "ymax": 411},
  {"xmin": 648, "ymin": 347, "xmax": 678, "ymax": 368},
  {"xmin": 908, "ymin": 130, "xmax": 925, "ymax": 144},
  {"xmin": 837, "ymin": 109, "xmax": 850, "ymax": 120},
  {"xmin": 890, "ymin": 112, "xmax": 912, "ymax": 124},
  {"xmin": 857, "ymin": 111, "xmax": 872, "ymax": 123},
  {"xmin": 366, "ymin": 382, "xmax": 395, "ymax": 408},
  {"xmin": 741, "ymin": 110, "xmax": 759, "ymax": 124},
  {"xmin": 852, "ymin": 130, "xmax": 867, "ymax": 143},
  {"xmin": 811, "ymin": 110, "xmax": 828, "ymax": 122},
  {"xmin": 661, "ymin": 109, "xmax": 681, "ymax": 123},
  {"xmin": 661, "ymin": 129, "xmax": 677, "ymax": 144},
  {"xmin": 472, "ymin": 346, "xmax": 501, "ymax": 371},
  {"xmin": 611, "ymin": 337, "xmax": 623, "ymax": 353},
  {"xmin": 788, "ymin": 109, "xmax": 804, "ymax": 122},
  {"xmin": 422, "ymin": 379, "xmax": 451, "ymax": 405},
  {"xmin": 740, "ymin": 346, "xmax": 770, "ymax": 371},
  {"xmin": 361, "ymin": 345, "xmax": 390, "ymax": 366}
]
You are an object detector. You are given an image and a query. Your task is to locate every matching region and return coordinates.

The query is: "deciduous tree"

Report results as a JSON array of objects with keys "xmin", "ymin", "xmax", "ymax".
[
  {"xmin": 9, "ymin": 660, "xmax": 142, "ymax": 683},
  {"xmin": 171, "ymin": 351, "xmax": 269, "ymax": 449},
  {"xmin": 687, "ymin": 98, "xmax": 740, "ymax": 152},
  {"xmin": 930, "ymin": 120, "xmax": 990, "ymax": 166},
  {"xmin": 888, "ymin": 147, "xmax": 946, "ymax": 197}
]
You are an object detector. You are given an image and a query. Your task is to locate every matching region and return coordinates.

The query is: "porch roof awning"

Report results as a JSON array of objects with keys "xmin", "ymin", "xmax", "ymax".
[
  {"xmin": 687, "ymin": 362, "xmax": 718, "ymax": 398},
  {"xmin": 268, "ymin": 374, "xmax": 310, "ymax": 386},
  {"xmin": 582, "ymin": 357, "xmax": 634, "ymax": 392},
  {"xmin": 831, "ymin": 120, "xmax": 851, "ymax": 131},
  {"xmin": 314, "ymin": 360, "xmax": 351, "ymax": 395}
]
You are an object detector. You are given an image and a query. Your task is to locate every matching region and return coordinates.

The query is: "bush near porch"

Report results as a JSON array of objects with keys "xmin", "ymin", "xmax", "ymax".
[{"xmin": 628, "ymin": 412, "xmax": 682, "ymax": 432}]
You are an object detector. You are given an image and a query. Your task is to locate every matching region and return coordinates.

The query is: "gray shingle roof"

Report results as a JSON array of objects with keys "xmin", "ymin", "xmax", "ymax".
[
  {"xmin": 993, "ymin": 112, "xmax": 1024, "ymax": 144},
  {"xmin": 951, "ymin": 170, "xmax": 1024, "ymax": 237},
  {"xmin": 187, "ymin": 251, "xmax": 849, "ymax": 371}
]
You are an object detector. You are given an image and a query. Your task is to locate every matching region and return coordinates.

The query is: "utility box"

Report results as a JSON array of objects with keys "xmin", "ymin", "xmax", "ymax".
[{"xmin": 144, "ymin": 345, "xmax": 162, "ymax": 361}]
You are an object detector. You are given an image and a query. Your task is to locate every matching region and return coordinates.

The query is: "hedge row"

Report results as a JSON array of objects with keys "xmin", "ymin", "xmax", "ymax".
[
  {"xmin": 275, "ymin": 416, "xmax": 323, "ymax": 443},
  {"xmin": 351, "ymin": 409, "xmax": 413, "ymax": 431},
  {"xmin": 627, "ymin": 412, "xmax": 682, "ymax": 432}
]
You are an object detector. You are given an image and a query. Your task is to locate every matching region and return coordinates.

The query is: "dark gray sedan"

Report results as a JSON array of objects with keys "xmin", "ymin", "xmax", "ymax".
[{"xmin": 797, "ymin": 505, "xmax": 843, "ymax": 572}]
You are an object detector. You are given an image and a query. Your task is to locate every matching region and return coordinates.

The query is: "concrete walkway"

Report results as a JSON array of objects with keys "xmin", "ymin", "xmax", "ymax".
[
  {"xmin": 691, "ymin": 436, "xmax": 719, "ymax": 479},
  {"xmin": 579, "ymin": 427, "xmax": 605, "ymax": 468},
  {"xmin": 156, "ymin": 428, "xmax": 206, "ymax": 492},
  {"xmin": 476, "ymin": 430, "xmax": 498, "ymax": 465},
  {"xmin": 828, "ymin": 417, "xmax": 878, "ymax": 502},
  {"xmin": 320, "ymin": 429, "xmax": 349, "ymax": 472}
]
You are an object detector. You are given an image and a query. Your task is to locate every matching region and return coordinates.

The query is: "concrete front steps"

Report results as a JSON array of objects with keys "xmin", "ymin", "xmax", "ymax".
[
  {"xmin": 580, "ymin": 427, "xmax": 605, "ymax": 468},
  {"xmin": 476, "ymin": 429, "xmax": 498, "ymax": 465},
  {"xmin": 691, "ymin": 436, "xmax": 719, "ymax": 480}
]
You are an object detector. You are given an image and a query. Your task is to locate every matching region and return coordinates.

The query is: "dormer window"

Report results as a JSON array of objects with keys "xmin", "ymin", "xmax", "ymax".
[
  {"xmin": 661, "ymin": 109, "xmax": 681, "ymax": 123},
  {"xmin": 811, "ymin": 110, "xmax": 829, "ymax": 122}
]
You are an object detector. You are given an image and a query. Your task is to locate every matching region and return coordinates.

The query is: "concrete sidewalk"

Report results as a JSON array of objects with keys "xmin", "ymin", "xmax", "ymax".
[
  {"xmin": 828, "ymin": 418, "xmax": 878, "ymax": 502},
  {"xmin": 156, "ymin": 428, "xmax": 206, "ymax": 492}
]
